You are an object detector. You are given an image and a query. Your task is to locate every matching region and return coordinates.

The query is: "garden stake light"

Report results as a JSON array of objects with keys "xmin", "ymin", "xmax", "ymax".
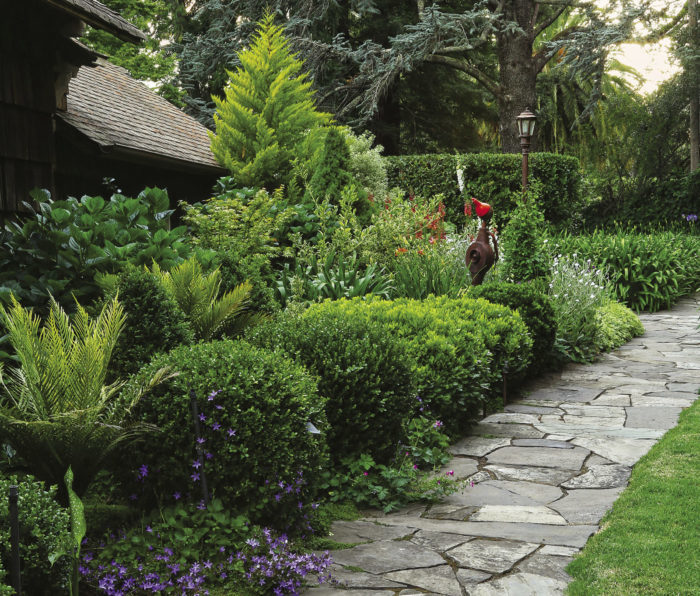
[
  {"xmin": 9, "ymin": 485, "xmax": 22, "ymax": 595},
  {"xmin": 466, "ymin": 198, "xmax": 499, "ymax": 286},
  {"xmin": 189, "ymin": 387, "xmax": 210, "ymax": 507},
  {"xmin": 516, "ymin": 108, "xmax": 537, "ymax": 195}
]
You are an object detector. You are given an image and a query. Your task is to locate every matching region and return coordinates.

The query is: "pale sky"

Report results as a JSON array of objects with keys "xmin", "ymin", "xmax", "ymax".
[{"xmin": 613, "ymin": 38, "xmax": 681, "ymax": 95}]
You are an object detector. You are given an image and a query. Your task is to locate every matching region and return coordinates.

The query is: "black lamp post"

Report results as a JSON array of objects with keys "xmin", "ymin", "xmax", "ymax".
[{"xmin": 516, "ymin": 108, "xmax": 537, "ymax": 195}]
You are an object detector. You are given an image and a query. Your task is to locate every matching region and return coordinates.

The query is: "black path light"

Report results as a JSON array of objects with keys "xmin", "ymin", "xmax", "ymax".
[{"xmin": 516, "ymin": 107, "xmax": 537, "ymax": 195}]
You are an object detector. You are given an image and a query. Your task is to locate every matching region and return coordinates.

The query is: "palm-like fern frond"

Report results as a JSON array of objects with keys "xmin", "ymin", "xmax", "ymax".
[
  {"xmin": 150, "ymin": 257, "xmax": 254, "ymax": 340},
  {"xmin": 0, "ymin": 295, "xmax": 164, "ymax": 497}
]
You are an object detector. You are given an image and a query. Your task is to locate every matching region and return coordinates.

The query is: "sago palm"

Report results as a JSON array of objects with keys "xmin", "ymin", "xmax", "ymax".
[
  {"xmin": 0, "ymin": 296, "xmax": 169, "ymax": 498},
  {"xmin": 150, "ymin": 257, "xmax": 258, "ymax": 340}
]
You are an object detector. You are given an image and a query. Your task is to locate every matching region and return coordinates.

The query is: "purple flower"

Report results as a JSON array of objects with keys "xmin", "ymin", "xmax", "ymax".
[
  {"xmin": 191, "ymin": 472, "xmax": 200, "ymax": 482},
  {"xmin": 196, "ymin": 437, "xmax": 205, "ymax": 445},
  {"xmin": 192, "ymin": 460, "xmax": 201, "ymax": 469},
  {"xmin": 246, "ymin": 538, "xmax": 260, "ymax": 548},
  {"xmin": 212, "ymin": 422, "xmax": 221, "ymax": 431},
  {"xmin": 138, "ymin": 464, "xmax": 148, "ymax": 478},
  {"xmin": 433, "ymin": 420, "xmax": 443, "ymax": 429},
  {"xmin": 207, "ymin": 389, "xmax": 221, "ymax": 401},
  {"xmin": 146, "ymin": 525, "xmax": 153, "ymax": 533},
  {"xmin": 197, "ymin": 499, "xmax": 206, "ymax": 510},
  {"xmin": 173, "ymin": 492, "xmax": 181, "ymax": 500},
  {"xmin": 199, "ymin": 413, "xmax": 206, "ymax": 421},
  {"xmin": 227, "ymin": 428, "xmax": 236, "ymax": 438}
]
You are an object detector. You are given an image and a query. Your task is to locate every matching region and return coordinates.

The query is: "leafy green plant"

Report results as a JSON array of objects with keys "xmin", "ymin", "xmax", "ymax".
[
  {"xmin": 150, "ymin": 257, "xmax": 258, "ymax": 340},
  {"xmin": 120, "ymin": 339, "xmax": 327, "ymax": 528},
  {"xmin": 468, "ymin": 281, "xmax": 557, "ymax": 377},
  {"xmin": 499, "ymin": 186, "xmax": 550, "ymax": 283},
  {"xmin": 246, "ymin": 307, "xmax": 416, "ymax": 465},
  {"xmin": 0, "ymin": 475, "xmax": 70, "ymax": 595},
  {"xmin": 0, "ymin": 188, "xmax": 190, "ymax": 312},
  {"xmin": 105, "ymin": 266, "xmax": 194, "ymax": 378},
  {"xmin": 275, "ymin": 251, "xmax": 393, "ymax": 307},
  {"xmin": 548, "ymin": 254, "xmax": 611, "ymax": 363},
  {"xmin": 550, "ymin": 228, "xmax": 700, "ymax": 312},
  {"xmin": 0, "ymin": 296, "xmax": 168, "ymax": 498},
  {"xmin": 209, "ymin": 13, "xmax": 331, "ymax": 189},
  {"xmin": 594, "ymin": 300, "xmax": 645, "ymax": 352},
  {"xmin": 345, "ymin": 129, "xmax": 388, "ymax": 201}
]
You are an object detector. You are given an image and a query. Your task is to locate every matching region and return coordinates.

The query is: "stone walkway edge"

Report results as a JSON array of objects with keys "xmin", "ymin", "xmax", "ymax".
[{"xmin": 303, "ymin": 293, "xmax": 700, "ymax": 596}]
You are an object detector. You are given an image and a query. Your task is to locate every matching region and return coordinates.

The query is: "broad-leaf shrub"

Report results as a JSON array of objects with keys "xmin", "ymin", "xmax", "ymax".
[
  {"xmin": 385, "ymin": 152, "xmax": 582, "ymax": 226},
  {"xmin": 551, "ymin": 229, "xmax": 700, "ymax": 312},
  {"xmin": 346, "ymin": 130, "xmax": 388, "ymax": 201},
  {"xmin": 246, "ymin": 307, "xmax": 416, "ymax": 465},
  {"xmin": 0, "ymin": 187, "xmax": 189, "ymax": 311},
  {"xmin": 468, "ymin": 281, "xmax": 557, "ymax": 377},
  {"xmin": 594, "ymin": 301, "xmax": 645, "ymax": 352},
  {"xmin": 0, "ymin": 476, "xmax": 70, "ymax": 595},
  {"xmin": 107, "ymin": 266, "xmax": 194, "ymax": 378},
  {"xmin": 305, "ymin": 297, "xmax": 531, "ymax": 438},
  {"xmin": 121, "ymin": 340, "xmax": 327, "ymax": 528}
]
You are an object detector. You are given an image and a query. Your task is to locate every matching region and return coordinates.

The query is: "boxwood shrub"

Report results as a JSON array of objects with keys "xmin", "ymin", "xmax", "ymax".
[
  {"xmin": 594, "ymin": 301, "xmax": 645, "ymax": 352},
  {"xmin": 0, "ymin": 476, "xmax": 70, "ymax": 595},
  {"xmin": 118, "ymin": 339, "xmax": 327, "ymax": 530},
  {"xmin": 246, "ymin": 307, "xmax": 416, "ymax": 465},
  {"xmin": 303, "ymin": 296, "xmax": 531, "ymax": 438},
  {"xmin": 468, "ymin": 281, "xmax": 556, "ymax": 377},
  {"xmin": 385, "ymin": 152, "xmax": 582, "ymax": 227}
]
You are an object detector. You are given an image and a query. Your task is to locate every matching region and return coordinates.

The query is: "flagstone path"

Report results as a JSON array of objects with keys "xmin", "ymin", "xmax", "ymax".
[{"xmin": 303, "ymin": 294, "xmax": 700, "ymax": 596}]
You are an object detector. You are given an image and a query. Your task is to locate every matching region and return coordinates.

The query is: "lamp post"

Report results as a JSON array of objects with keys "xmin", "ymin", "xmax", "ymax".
[{"xmin": 516, "ymin": 108, "xmax": 537, "ymax": 196}]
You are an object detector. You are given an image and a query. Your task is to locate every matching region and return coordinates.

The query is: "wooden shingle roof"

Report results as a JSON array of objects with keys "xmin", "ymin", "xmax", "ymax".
[
  {"xmin": 44, "ymin": 0, "xmax": 146, "ymax": 43},
  {"xmin": 58, "ymin": 59, "xmax": 224, "ymax": 172}
]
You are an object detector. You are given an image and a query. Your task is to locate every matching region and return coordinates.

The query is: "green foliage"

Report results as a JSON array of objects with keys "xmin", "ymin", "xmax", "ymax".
[
  {"xmin": 467, "ymin": 281, "xmax": 557, "ymax": 377},
  {"xmin": 0, "ymin": 296, "xmax": 168, "ymax": 498},
  {"xmin": 550, "ymin": 229, "xmax": 700, "ymax": 312},
  {"xmin": 594, "ymin": 300, "xmax": 645, "ymax": 353},
  {"xmin": 0, "ymin": 475, "xmax": 70, "ymax": 595},
  {"xmin": 548, "ymin": 254, "xmax": 611, "ymax": 363},
  {"xmin": 306, "ymin": 296, "xmax": 531, "ymax": 439},
  {"xmin": 345, "ymin": 130, "xmax": 388, "ymax": 200},
  {"xmin": 275, "ymin": 252, "xmax": 393, "ymax": 307},
  {"xmin": 108, "ymin": 266, "xmax": 194, "ymax": 378},
  {"xmin": 306, "ymin": 127, "xmax": 355, "ymax": 201},
  {"xmin": 63, "ymin": 466, "xmax": 86, "ymax": 596},
  {"xmin": 385, "ymin": 152, "xmax": 582, "ymax": 227},
  {"xmin": 0, "ymin": 187, "xmax": 189, "ymax": 312},
  {"xmin": 499, "ymin": 190, "xmax": 550, "ymax": 283},
  {"xmin": 181, "ymin": 184, "xmax": 288, "ymax": 314},
  {"xmin": 149, "ymin": 257, "xmax": 256, "ymax": 341},
  {"xmin": 209, "ymin": 14, "xmax": 331, "ymax": 189},
  {"xmin": 246, "ymin": 306, "xmax": 416, "ymax": 465},
  {"xmin": 121, "ymin": 339, "xmax": 327, "ymax": 528}
]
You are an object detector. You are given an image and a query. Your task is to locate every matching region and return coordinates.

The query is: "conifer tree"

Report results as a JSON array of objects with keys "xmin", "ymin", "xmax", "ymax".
[
  {"xmin": 209, "ymin": 14, "xmax": 331, "ymax": 190},
  {"xmin": 306, "ymin": 127, "xmax": 354, "ymax": 201}
]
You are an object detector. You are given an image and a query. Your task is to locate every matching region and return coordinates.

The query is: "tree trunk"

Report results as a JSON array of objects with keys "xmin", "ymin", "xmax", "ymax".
[
  {"xmin": 496, "ymin": 0, "xmax": 538, "ymax": 153},
  {"xmin": 689, "ymin": 0, "xmax": 699, "ymax": 171}
]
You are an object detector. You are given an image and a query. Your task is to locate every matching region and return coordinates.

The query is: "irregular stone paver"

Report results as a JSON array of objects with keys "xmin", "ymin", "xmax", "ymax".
[
  {"xmin": 512, "ymin": 438, "xmax": 574, "ymax": 449},
  {"xmin": 550, "ymin": 488, "xmax": 624, "ymax": 524},
  {"xmin": 329, "ymin": 521, "xmax": 415, "ymax": 544},
  {"xmin": 446, "ymin": 539, "xmax": 539, "ymax": 573},
  {"xmin": 303, "ymin": 295, "xmax": 700, "ymax": 595},
  {"xmin": 516, "ymin": 554, "xmax": 573, "ymax": 582},
  {"xmin": 469, "ymin": 572, "xmax": 568, "ymax": 595},
  {"xmin": 486, "ymin": 445, "xmax": 589, "ymax": 469},
  {"xmin": 469, "ymin": 505, "xmax": 567, "ymax": 525},
  {"xmin": 330, "ymin": 541, "xmax": 445, "ymax": 574},
  {"xmin": 448, "ymin": 436, "xmax": 511, "ymax": 457},
  {"xmin": 562, "ymin": 464, "xmax": 632, "ymax": 489},
  {"xmin": 484, "ymin": 464, "xmax": 575, "ymax": 485},
  {"xmin": 625, "ymin": 406, "xmax": 683, "ymax": 429},
  {"xmin": 384, "ymin": 566, "xmax": 462, "ymax": 596}
]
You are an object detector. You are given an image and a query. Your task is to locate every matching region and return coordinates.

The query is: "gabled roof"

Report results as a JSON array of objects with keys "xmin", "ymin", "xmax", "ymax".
[
  {"xmin": 58, "ymin": 58, "xmax": 225, "ymax": 173},
  {"xmin": 44, "ymin": 0, "xmax": 146, "ymax": 43}
]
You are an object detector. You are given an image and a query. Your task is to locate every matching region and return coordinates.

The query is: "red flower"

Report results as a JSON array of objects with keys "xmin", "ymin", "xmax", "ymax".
[
  {"xmin": 464, "ymin": 202, "xmax": 472, "ymax": 216},
  {"xmin": 395, "ymin": 247, "xmax": 407, "ymax": 256},
  {"xmin": 415, "ymin": 230, "xmax": 423, "ymax": 239}
]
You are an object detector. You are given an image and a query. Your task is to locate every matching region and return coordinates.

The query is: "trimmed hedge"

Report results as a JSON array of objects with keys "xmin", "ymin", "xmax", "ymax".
[
  {"xmin": 119, "ymin": 339, "xmax": 327, "ymax": 529},
  {"xmin": 304, "ymin": 296, "xmax": 532, "ymax": 439},
  {"xmin": 385, "ymin": 152, "xmax": 582, "ymax": 227},
  {"xmin": 468, "ymin": 281, "xmax": 556, "ymax": 377},
  {"xmin": 246, "ymin": 307, "xmax": 416, "ymax": 464}
]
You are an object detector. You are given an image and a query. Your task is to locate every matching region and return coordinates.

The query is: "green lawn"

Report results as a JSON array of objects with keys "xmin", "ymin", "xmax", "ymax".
[{"xmin": 566, "ymin": 391, "xmax": 700, "ymax": 595}]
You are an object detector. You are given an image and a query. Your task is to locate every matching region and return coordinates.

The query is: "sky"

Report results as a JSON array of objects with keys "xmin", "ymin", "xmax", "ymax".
[{"xmin": 613, "ymin": 38, "xmax": 681, "ymax": 95}]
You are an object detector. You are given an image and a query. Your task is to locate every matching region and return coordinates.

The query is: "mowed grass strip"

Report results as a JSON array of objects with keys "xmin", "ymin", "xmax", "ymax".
[{"xmin": 566, "ymin": 392, "xmax": 700, "ymax": 595}]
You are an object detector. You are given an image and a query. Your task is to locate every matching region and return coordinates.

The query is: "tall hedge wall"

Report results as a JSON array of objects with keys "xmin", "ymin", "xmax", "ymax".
[{"xmin": 385, "ymin": 152, "xmax": 582, "ymax": 227}]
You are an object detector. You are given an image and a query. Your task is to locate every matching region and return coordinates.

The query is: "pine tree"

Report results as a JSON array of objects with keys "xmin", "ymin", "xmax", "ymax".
[{"xmin": 209, "ymin": 14, "xmax": 331, "ymax": 190}]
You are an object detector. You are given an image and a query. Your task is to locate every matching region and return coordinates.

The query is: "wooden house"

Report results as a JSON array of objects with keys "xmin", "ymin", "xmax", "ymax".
[{"xmin": 0, "ymin": 0, "xmax": 225, "ymax": 217}]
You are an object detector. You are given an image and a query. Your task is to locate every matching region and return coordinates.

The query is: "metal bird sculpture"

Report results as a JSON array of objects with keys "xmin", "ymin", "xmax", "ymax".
[{"xmin": 466, "ymin": 198, "xmax": 498, "ymax": 286}]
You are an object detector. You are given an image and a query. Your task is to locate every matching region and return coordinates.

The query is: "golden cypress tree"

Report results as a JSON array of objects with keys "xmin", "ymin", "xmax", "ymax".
[{"xmin": 209, "ymin": 14, "xmax": 331, "ymax": 190}]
